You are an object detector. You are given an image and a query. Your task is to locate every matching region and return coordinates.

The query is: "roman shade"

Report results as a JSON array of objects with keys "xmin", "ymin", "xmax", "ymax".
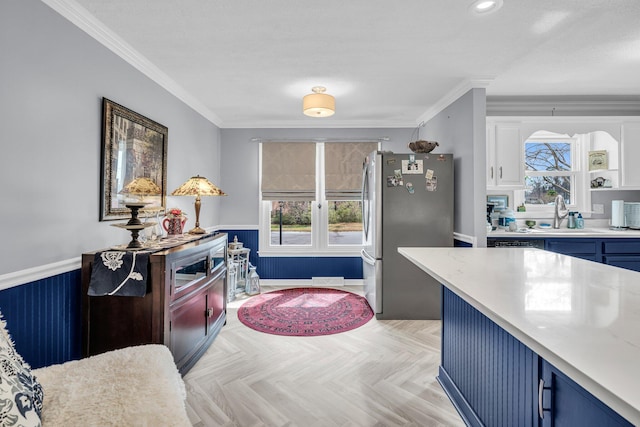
[
  {"xmin": 324, "ymin": 142, "xmax": 379, "ymax": 200},
  {"xmin": 261, "ymin": 142, "xmax": 316, "ymax": 201}
]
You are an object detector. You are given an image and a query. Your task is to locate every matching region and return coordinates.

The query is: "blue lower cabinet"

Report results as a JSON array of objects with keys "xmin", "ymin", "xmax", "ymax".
[
  {"xmin": 544, "ymin": 239, "xmax": 598, "ymax": 261},
  {"xmin": 441, "ymin": 288, "xmax": 633, "ymax": 427},
  {"xmin": 603, "ymin": 255, "xmax": 640, "ymax": 272},
  {"xmin": 540, "ymin": 360, "xmax": 633, "ymax": 427}
]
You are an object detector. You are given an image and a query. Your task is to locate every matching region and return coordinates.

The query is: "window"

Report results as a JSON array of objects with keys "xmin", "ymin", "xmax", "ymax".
[
  {"xmin": 260, "ymin": 141, "xmax": 378, "ymax": 255},
  {"xmin": 524, "ymin": 140, "xmax": 573, "ymax": 205},
  {"xmin": 518, "ymin": 131, "xmax": 587, "ymax": 215}
]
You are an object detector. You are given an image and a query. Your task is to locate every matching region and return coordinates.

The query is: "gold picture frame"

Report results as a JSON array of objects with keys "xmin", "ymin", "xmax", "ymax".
[
  {"xmin": 100, "ymin": 98, "xmax": 168, "ymax": 221},
  {"xmin": 588, "ymin": 150, "xmax": 608, "ymax": 171}
]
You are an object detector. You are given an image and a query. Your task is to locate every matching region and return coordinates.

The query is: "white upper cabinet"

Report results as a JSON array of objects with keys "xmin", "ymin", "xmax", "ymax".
[
  {"xmin": 621, "ymin": 122, "xmax": 640, "ymax": 189},
  {"xmin": 486, "ymin": 122, "xmax": 524, "ymax": 188}
]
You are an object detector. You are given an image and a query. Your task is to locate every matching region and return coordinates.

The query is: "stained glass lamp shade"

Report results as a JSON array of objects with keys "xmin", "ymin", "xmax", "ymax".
[{"xmin": 170, "ymin": 175, "xmax": 226, "ymax": 234}]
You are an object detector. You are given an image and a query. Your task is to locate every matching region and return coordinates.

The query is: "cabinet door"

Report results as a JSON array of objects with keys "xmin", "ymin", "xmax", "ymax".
[
  {"xmin": 544, "ymin": 239, "xmax": 598, "ymax": 261},
  {"xmin": 495, "ymin": 125, "xmax": 524, "ymax": 187},
  {"xmin": 487, "ymin": 124, "xmax": 497, "ymax": 186},
  {"xmin": 540, "ymin": 360, "xmax": 633, "ymax": 427},
  {"xmin": 602, "ymin": 256, "xmax": 640, "ymax": 272},
  {"xmin": 169, "ymin": 284, "xmax": 208, "ymax": 371},
  {"xmin": 621, "ymin": 122, "xmax": 640, "ymax": 188},
  {"xmin": 206, "ymin": 268, "xmax": 226, "ymax": 333}
]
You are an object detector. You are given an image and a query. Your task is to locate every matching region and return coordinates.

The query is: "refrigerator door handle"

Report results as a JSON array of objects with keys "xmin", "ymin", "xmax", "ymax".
[{"xmin": 361, "ymin": 249, "xmax": 376, "ymax": 265}]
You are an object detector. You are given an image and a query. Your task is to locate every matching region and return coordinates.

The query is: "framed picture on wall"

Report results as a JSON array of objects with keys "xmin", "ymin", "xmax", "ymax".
[
  {"xmin": 100, "ymin": 98, "xmax": 168, "ymax": 221},
  {"xmin": 588, "ymin": 150, "xmax": 608, "ymax": 171}
]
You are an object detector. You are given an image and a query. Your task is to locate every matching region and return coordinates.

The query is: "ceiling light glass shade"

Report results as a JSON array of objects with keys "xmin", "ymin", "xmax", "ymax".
[
  {"xmin": 303, "ymin": 86, "xmax": 335, "ymax": 117},
  {"xmin": 120, "ymin": 177, "xmax": 162, "ymax": 195}
]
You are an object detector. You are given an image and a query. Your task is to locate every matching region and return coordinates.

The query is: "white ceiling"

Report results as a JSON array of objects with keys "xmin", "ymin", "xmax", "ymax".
[{"xmin": 56, "ymin": 0, "xmax": 640, "ymax": 128}]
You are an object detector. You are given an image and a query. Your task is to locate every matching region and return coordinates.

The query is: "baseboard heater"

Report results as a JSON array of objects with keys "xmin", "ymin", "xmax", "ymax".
[{"xmin": 311, "ymin": 277, "xmax": 344, "ymax": 286}]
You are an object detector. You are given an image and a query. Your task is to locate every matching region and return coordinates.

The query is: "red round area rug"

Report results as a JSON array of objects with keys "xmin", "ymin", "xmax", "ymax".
[{"xmin": 237, "ymin": 288, "xmax": 374, "ymax": 337}]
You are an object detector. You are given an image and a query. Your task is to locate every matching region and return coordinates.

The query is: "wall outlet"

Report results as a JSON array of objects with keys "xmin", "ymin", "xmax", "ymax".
[{"xmin": 592, "ymin": 203, "xmax": 605, "ymax": 214}]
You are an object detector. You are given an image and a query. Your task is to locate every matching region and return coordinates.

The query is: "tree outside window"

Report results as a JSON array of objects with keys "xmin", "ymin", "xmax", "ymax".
[{"xmin": 524, "ymin": 141, "xmax": 574, "ymax": 205}]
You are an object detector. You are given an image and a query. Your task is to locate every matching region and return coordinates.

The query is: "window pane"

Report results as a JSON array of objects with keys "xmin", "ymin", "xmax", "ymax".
[
  {"xmin": 327, "ymin": 200, "xmax": 362, "ymax": 245},
  {"xmin": 524, "ymin": 176, "xmax": 572, "ymax": 205},
  {"xmin": 525, "ymin": 142, "xmax": 571, "ymax": 172},
  {"xmin": 270, "ymin": 201, "xmax": 312, "ymax": 245}
]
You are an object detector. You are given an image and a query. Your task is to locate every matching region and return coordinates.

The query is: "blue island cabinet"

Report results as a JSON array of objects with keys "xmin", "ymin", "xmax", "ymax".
[{"xmin": 439, "ymin": 288, "xmax": 633, "ymax": 427}]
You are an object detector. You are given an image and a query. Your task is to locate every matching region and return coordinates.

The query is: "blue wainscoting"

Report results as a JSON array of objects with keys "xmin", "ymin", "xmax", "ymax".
[
  {"xmin": 221, "ymin": 229, "xmax": 363, "ymax": 279},
  {"xmin": 440, "ymin": 287, "xmax": 538, "ymax": 427},
  {"xmin": 0, "ymin": 270, "xmax": 82, "ymax": 368}
]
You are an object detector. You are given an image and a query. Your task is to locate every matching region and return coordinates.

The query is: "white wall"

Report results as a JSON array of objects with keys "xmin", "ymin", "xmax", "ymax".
[
  {"xmin": 218, "ymin": 128, "xmax": 421, "ymax": 226},
  {"xmin": 422, "ymin": 89, "xmax": 487, "ymax": 244},
  {"xmin": 0, "ymin": 0, "xmax": 222, "ymax": 275},
  {"xmin": 218, "ymin": 95, "xmax": 488, "ymax": 247}
]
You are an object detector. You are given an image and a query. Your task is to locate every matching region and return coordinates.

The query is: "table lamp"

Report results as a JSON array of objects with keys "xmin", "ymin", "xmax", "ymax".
[{"xmin": 170, "ymin": 175, "xmax": 226, "ymax": 234}]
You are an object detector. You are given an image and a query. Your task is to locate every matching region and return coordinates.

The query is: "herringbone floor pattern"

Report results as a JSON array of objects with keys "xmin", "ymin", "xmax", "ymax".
[{"xmin": 184, "ymin": 287, "xmax": 464, "ymax": 427}]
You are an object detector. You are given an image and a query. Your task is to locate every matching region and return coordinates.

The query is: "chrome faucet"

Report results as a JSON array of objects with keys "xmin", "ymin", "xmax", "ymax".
[{"xmin": 553, "ymin": 194, "xmax": 569, "ymax": 229}]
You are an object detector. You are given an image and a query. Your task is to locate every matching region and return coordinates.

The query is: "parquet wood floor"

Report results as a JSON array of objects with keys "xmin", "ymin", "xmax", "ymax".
[{"xmin": 183, "ymin": 287, "xmax": 464, "ymax": 427}]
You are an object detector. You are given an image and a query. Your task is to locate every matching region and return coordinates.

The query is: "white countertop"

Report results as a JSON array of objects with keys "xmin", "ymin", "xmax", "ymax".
[
  {"xmin": 489, "ymin": 226, "xmax": 640, "ymax": 238},
  {"xmin": 398, "ymin": 247, "xmax": 640, "ymax": 425}
]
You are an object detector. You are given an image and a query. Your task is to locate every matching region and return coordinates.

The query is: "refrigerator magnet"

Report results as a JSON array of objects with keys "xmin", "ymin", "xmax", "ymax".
[
  {"xmin": 426, "ymin": 176, "xmax": 437, "ymax": 191},
  {"xmin": 425, "ymin": 169, "xmax": 434, "ymax": 180},
  {"xmin": 406, "ymin": 182, "xmax": 414, "ymax": 194},
  {"xmin": 401, "ymin": 159, "xmax": 423, "ymax": 174}
]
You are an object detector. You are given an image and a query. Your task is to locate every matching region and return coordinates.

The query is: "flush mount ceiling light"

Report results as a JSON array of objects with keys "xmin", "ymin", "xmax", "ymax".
[
  {"xmin": 303, "ymin": 86, "xmax": 335, "ymax": 117},
  {"xmin": 469, "ymin": 0, "xmax": 503, "ymax": 14}
]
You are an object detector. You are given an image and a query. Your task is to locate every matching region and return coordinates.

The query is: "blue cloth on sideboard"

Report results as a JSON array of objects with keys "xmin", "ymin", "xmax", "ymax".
[{"xmin": 88, "ymin": 251, "xmax": 149, "ymax": 297}]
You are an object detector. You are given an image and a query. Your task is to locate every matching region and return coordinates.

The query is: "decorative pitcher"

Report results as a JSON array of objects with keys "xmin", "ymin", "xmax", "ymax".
[{"xmin": 162, "ymin": 217, "xmax": 187, "ymax": 235}]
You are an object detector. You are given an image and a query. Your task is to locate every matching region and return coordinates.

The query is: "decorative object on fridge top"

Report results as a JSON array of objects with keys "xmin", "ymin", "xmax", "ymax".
[{"xmin": 407, "ymin": 121, "xmax": 439, "ymax": 153}]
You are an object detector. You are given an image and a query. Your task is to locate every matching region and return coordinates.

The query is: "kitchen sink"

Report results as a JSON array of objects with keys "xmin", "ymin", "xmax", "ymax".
[{"xmin": 521, "ymin": 227, "xmax": 609, "ymax": 235}]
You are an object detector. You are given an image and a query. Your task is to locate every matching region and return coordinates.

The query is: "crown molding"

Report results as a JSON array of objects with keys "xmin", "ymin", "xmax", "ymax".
[
  {"xmin": 486, "ymin": 96, "xmax": 640, "ymax": 117},
  {"xmin": 416, "ymin": 78, "xmax": 494, "ymax": 125},
  {"xmin": 220, "ymin": 119, "xmax": 416, "ymax": 129},
  {"xmin": 41, "ymin": 0, "xmax": 224, "ymax": 127}
]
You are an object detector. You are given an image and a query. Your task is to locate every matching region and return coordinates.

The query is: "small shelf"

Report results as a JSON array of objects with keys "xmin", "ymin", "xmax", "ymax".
[{"xmin": 589, "ymin": 168, "xmax": 618, "ymax": 174}]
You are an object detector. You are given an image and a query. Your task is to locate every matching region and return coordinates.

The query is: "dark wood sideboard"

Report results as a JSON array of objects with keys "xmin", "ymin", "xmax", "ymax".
[{"xmin": 81, "ymin": 233, "xmax": 227, "ymax": 375}]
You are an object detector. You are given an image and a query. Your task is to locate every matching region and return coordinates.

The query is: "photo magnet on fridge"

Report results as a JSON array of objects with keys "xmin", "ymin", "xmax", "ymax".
[
  {"xmin": 426, "ymin": 176, "xmax": 437, "ymax": 191},
  {"xmin": 402, "ymin": 159, "xmax": 423, "ymax": 174}
]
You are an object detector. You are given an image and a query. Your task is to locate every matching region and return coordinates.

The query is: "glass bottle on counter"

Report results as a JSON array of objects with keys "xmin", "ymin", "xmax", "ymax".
[
  {"xmin": 575, "ymin": 213, "xmax": 584, "ymax": 229},
  {"xmin": 568, "ymin": 212, "xmax": 576, "ymax": 229}
]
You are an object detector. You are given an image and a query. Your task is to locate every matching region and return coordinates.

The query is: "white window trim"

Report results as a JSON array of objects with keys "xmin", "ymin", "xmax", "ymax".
[
  {"xmin": 514, "ymin": 134, "xmax": 591, "ymax": 218},
  {"xmin": 258, "ymin": 142, "xmax": 363, "ymax": 257}
]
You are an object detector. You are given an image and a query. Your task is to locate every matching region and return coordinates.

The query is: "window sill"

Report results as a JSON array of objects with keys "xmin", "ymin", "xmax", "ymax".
[{"xmin": 257, "ymin": 248, "xmax": 362, "ymax": 257}]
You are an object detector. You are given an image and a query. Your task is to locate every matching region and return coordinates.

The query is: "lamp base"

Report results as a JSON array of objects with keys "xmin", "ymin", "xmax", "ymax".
[{"xmin": 188, "ymin": 226, "xmax": 207, "ymax": 234}]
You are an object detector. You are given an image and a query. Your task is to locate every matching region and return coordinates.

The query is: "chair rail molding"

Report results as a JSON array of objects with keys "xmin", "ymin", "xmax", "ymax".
[{"xmin": 0, "ymin": 258, "xmax": 81, "ymax": 291}]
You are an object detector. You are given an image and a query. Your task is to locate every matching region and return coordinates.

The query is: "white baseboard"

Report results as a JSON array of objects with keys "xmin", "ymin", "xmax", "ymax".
[{"xmin": 261, "ymin": 279, "xmax": 363, "ymax": 288}]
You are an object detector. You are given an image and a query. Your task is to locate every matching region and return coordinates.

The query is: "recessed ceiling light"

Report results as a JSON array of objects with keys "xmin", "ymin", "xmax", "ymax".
[{"xmin": 470, "ymin": 0, "xmax": 503, "ymax": 14}]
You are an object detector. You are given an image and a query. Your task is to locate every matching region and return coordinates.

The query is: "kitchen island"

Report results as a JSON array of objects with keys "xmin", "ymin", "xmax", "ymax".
[{"xmin": 399, "ymin": 247, "xmax": 639, "ymax": 426}]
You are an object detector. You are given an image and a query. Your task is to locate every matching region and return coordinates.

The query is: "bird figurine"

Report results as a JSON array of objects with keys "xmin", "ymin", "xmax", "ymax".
[{"xmin": 408, "ymin": 140, "xmax": 439, "ymax": 153}]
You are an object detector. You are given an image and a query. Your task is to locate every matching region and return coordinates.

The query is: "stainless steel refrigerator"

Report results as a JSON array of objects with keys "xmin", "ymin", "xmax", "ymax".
[{"xmin": 361, "ymin": 151, "xmax": 454, "ymax": 319}]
